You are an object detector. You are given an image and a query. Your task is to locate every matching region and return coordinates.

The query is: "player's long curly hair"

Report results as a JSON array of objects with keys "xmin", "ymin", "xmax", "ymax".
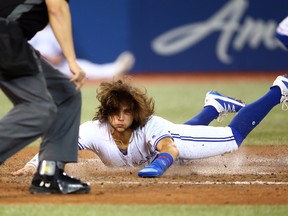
[{"xmin": 93, "ymin": 79, "xmax": 155, "ymax": 129}]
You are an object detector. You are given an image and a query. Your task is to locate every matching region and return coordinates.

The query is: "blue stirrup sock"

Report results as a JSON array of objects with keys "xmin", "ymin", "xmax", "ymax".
[
  {"xmin": 229, "ymin": 87, "xmax": 281, "ymax": 146},
  {"xmin": 184, "ymin": 106, "xmax": 219, "ymax": 126},
  {"xmin": 138, "ymin": 153, "xmax": 174, "ymax": 178}
]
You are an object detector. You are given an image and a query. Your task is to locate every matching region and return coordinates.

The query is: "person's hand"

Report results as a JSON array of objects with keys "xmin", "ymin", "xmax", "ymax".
[
  {"xmin": 68, "ymin": 61, "xmax": 87, "ymax": 90},
  {"xmin": 138, "ymin": 153, "xmax": 174, "ymax": 178},
  {"xmin": 11, "ymin": 165, "xmax": 36, "ymax": 176}
]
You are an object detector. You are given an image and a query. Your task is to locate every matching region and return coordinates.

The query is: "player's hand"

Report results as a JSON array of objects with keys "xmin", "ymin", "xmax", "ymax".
[
  {"xmin": 11, "ymin": 165, "xmax": 36, "ymax": 176},
  {"xmin": 68, "ymin": 61, "xmax": 87, "ymax": 90},
  {"xmin": 138, "ymin": 153, "xmax": 174, "ymax": 178}
]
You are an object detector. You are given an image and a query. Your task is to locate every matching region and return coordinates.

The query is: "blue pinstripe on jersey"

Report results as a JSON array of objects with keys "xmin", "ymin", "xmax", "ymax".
[{"xmin": 171, "ymin": 133, "xmax": 235, "ymax": 142}]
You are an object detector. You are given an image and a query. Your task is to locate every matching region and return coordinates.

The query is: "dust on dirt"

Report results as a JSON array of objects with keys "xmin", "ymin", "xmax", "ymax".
[{"xmin": 1, "ymin": 146, "xmax": 288, "ymax": 205}]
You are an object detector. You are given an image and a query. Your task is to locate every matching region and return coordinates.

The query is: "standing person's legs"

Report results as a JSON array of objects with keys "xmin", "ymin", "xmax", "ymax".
[
  {"xmin": 0, "ymin": 73, "xmax": 57, "ymax": 163},
  {"xmin": 38, "ymin": 56, "xmax": 81, "ymax": 163},
  {"xmin": 0, "ymin": 17, "xmax": 90, "ymax": 194},
  {"xmin": 28, "ymin": 54, "xmax": 90, "ymax": 194}
]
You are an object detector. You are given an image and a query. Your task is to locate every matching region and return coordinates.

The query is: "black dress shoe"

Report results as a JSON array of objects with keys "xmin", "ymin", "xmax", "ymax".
[{"xmin": 29, "ymin": 170, "xmax": 90, "ymax": 194}]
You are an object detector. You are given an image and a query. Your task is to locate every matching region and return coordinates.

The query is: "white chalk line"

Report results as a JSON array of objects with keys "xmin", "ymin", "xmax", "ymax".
[{"xmin": 93, "ymin": 181, "xmax": 288, "ymax": 185}]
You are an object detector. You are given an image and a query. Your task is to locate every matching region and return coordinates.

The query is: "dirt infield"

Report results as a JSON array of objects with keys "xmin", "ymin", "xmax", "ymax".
[
  {"xmin": 1, "ymin": 146, "xmax": 288, "ymax": 204},
  {"xmin": 0, "ymin": 73, "xmax": 287, "ymax": 205}
]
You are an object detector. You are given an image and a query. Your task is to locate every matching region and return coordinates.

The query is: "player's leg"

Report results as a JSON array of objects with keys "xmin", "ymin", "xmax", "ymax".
[
  {"xmin": 170, "ymin": 125, "xmax": 239, "ymax": 160},
  {"xmin": 184, "ymin": 91, "xmax": 245, "ymax": 125},
  {"xmin": 229, "ymin": 75, "xmax": 288, "ymax": 146}
]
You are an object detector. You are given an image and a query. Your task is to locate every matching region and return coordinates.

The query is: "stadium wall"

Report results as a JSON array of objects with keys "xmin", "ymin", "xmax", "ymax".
[{"xmin": 70, "ymin": 0, "xmax": 288, "ymax": 74}]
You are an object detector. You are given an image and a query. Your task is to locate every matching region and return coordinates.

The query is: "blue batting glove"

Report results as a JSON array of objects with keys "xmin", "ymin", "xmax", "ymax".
[{"xmin": 138, "ymin": 153, "xmax": 174, "ymax": 178}]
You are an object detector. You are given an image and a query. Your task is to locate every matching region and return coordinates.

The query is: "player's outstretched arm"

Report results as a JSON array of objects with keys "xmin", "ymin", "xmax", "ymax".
[
  {"xmin": 11, "ymin": 153, "xmax": 39, "ymax": 176},
  {"xmin": 11, "ymin": 165, "xmax": 36, "ymax": 176},
  {"xmin": 138, "ymin": 137, "xmax": 179, "ymax": 178}
]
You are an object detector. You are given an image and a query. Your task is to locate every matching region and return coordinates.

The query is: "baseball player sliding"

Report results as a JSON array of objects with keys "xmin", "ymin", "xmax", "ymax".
[{"xmin": 14, "ymin": 75, "xmax": 288, "ymax": 177}]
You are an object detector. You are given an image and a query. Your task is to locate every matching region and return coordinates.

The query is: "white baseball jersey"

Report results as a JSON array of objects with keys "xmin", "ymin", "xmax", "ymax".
[
  {"xmin": 26, "ymin": 115, "xmax": 238, "ymax": 168},
  {"xmin": 77, "ymin": 116, "xmax": 238, "ymax": 167}
]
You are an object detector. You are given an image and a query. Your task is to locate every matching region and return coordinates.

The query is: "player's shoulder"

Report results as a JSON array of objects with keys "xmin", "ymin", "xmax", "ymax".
[
  {"xmin": 145, "ymin": 115, "xmax": 172, "ymax": 127},
  {"xmin": 149, "ymin": 115, "xmax": 171, "ymax": 122},
  {"xmin": 80, "ymin": 120, "xmax": 95, "ymax": 126},
  {"xmin": 80, "ymin": 120, "xmax": 102, "ymax": 130}
]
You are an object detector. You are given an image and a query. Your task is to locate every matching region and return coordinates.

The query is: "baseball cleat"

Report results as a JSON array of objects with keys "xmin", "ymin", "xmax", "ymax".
[
  {"xmin": 29, "ymin": 171, "xmax": 90, "ymax": 194},
  {"xmin": 204, "ymin": 91, "xmax": 245, "ymax": 121},
  {"xmin": 271, "ymin": 75, "xmax": 288, "ymax": 111}
]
